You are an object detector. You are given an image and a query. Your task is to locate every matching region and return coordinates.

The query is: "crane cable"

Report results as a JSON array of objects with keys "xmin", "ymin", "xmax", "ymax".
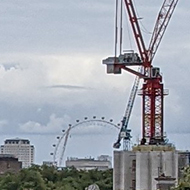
[
  {"xmin": 114, "ymin": 0, "xmax": 118, "ymax": 58},
  {"xmin": 125, "ymin": 12, "xmax": 133, "ymax": 50},
  {"xmin": 115, "ymin": 0, "xmax": 125, "ymax": 56},
  {"xmin": 133, "ymin": 0, "xmax": 152, "ymax": 35},
  {"xmin": 119, "ymin": 0, "xmax": 123, "ymax": 55}
]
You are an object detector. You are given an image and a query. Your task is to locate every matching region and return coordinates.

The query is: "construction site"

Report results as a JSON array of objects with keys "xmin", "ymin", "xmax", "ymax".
[{"xmin": 102, "ymin": 0, "xmax": 190, "ymax": 190}]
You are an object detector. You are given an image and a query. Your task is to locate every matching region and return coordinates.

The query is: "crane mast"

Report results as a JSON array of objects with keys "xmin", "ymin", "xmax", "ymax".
[{"xmin": 103, "ymin": 0, "xmax": 178, "ymax": 146}]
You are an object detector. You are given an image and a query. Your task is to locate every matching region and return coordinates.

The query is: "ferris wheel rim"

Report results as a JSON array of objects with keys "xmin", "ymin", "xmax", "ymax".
[{"xmin": 52, "ymin": 118, "xmax": 120, "ymax": 167}]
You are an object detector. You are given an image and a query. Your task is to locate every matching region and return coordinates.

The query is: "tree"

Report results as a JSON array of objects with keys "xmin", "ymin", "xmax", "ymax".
[
  {"xmin": 174, "ymin": 167, "xmax": 190, "ymax": 190},
  {"xmin": 0, "ymin": 173, "xmax": 19, "ymax": 190},
  {"xmin": 0, "ymin": 165, "xmax": 113, "ymax": 190},
  {"xmin": 18, "ymin": 168, "xmax": 46, "ymax": 190}
]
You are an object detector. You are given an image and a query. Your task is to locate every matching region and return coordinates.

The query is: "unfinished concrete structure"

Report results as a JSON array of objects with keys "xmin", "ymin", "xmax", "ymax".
[
  {"xmin": 113, "ymin": 145, "xmax": 189, "ymax": 190},
  {"xmin": 155, "ymin": 175, "xmax": 176, "ymax": 190},
  {"xmin": 114, "ymin": 151, "xmax": 136, "ymax": 190},
  {"xmin": 135, "ymin": 145, "xmax": 178, "ymax": 190}
]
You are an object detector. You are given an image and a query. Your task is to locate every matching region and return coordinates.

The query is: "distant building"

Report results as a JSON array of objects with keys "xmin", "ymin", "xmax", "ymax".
[
  {"xmin": 0, "ymin": 138, "xmax": 34, "ymax": 168},
  {"xmin": 0, "ymin": 154, "xmax": 22, "ymax": 174},
  {"xmin": 66, "ymin": 155, "xmax": 112, "ymax": 170},
  {"xmin": 43, "ymin": 161, "xmax": 56, "ymax": 167},
  {"xmin": 98, "ymin": 155, "xmax": 112, "ymax": 162}
]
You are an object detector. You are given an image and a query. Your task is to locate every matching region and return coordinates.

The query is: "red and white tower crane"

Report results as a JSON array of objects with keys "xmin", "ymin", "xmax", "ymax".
[{"xmin": 103, "ymin": 0, "xmax": 178, "ymax": 147}]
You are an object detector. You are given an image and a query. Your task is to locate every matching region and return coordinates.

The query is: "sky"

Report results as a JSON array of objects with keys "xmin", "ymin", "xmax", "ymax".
[{"xmin": 0, "ymin": 0, "xmax": 189, "ymax": 166}]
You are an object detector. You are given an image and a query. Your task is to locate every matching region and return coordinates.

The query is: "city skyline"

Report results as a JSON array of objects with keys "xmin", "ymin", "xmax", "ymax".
[{"xmin": 0, "ymin": 0, "xmax": 189, "ymax": 164}]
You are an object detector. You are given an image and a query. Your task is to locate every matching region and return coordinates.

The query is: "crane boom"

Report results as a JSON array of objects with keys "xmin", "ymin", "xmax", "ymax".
[
  {"xmin": 124, "ymin": 0, "xmax": 148, "ymax": 65},
  {"xmin": 148, "ymin": 0, "xmax": 179, "ymax": 62},
  {"xmin": 123, "ymin": 68, "xmax": 141, "ymax": 128},
  {"xmin": 113, "ymin": 67, "xmax": 142, "ymax": 149}
]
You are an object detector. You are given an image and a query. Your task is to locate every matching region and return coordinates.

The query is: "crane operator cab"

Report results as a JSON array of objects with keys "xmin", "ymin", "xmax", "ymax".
[{"xmin": 102, "ymin": 52, "xmax": 142, "ymax": 74}]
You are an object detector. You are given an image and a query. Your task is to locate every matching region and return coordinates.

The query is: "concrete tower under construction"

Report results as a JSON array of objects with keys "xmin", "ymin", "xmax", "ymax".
[{"xmin": 113, "ymin": 145, "xmax": 189, "ymax": 190}]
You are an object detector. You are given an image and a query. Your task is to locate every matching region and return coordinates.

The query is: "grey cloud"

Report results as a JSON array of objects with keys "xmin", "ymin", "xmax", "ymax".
[
  {"xmin": 48, "ymin": 85, "xmax": 91, "ymax": 90},
  {"xmin": 0, "ymin": 0, "xmax": 114, "ymax": 54},
  {"xmin": 2, "ymin": 63, "xmax": 20, "ymax": 70}
]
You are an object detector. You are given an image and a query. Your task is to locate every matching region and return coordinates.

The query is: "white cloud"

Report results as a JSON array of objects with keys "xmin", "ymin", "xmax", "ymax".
[
  {"xmin": 19, "ymin": 114, "xmax": 71, "ymax": 134},
  {"xmin": 0, "ymin": 53, "xmax": 133, "ymax": 109}
]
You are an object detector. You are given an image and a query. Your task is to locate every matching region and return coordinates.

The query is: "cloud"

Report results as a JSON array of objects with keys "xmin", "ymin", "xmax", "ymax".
[
  {"xmin": 48, "ymin": 85, "xmax": 90, "ymax": 90},
  {"xmin": 0, "ymin": 120, "xmax": 8, "ymax": 130},
  {"xmin": 0, "ymin": 53, "xmax": 133, "ymax": 110},
  {"xmin": 0, "ymin": 0, "xmax": 115, "ymax": 55},
  {"xmin": 19, "ymin": 113, "xmax": 119, "ymax": 137},
  {"xmin": 19, "ymin": 114, "xmax": 71, "ymax": 134}
]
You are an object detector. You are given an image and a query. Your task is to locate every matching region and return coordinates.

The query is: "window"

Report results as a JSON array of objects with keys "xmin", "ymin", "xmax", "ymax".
[
  {"xmin": 132, "ymin": 180, "xmax": 136, "ymax": 190},
  {"xmin": 132, "ymin": 160, "xmax": 136, "ymax": 172}
]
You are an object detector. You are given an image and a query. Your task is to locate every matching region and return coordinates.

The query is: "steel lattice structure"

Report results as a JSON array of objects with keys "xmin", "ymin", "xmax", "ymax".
[{"xmin": 103, "ymin": 0, "xmax": 178, "ymax": 146}]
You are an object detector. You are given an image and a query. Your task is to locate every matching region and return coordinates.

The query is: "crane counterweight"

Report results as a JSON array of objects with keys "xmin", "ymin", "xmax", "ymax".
[{"xmin": 102, "ymin": 52, "xmax": 142, "ymax": 74}]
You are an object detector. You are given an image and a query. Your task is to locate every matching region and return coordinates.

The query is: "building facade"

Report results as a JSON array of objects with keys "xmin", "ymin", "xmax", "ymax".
[
  {"xmin": 66, "ymin": 155, "xmax": 112, "ymax": 170},
  {"xmin": 0, "ymin": 154, "xmax": 22, "ymax": 174},
  {"xmin": 0, "ymin": 138, "xmax": 34, "ymax": 168}
]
